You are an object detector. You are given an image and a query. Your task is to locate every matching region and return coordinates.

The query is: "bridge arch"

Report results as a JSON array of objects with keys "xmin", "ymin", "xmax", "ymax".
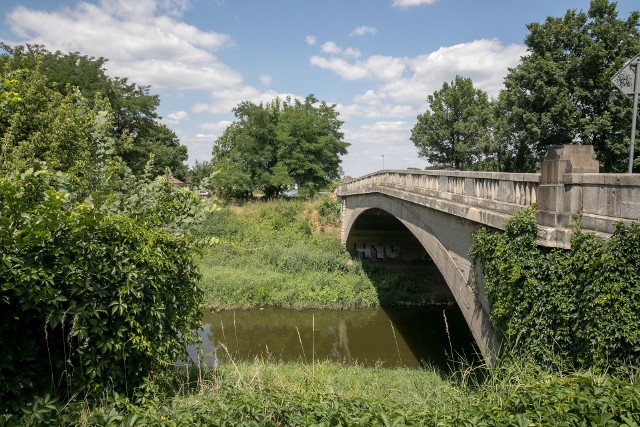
[{"xmin": 341, "ymin": 193, "xmax": 498, "ymax": 361}]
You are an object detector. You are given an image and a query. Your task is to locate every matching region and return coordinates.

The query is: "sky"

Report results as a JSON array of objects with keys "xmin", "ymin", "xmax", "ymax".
[{"xmin": 0, "ymin": 0, "xmax": 638, "ymax": 177}]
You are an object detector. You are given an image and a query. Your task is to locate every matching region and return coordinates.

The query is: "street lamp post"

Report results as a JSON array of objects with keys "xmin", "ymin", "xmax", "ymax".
[{"xmin": 381, "ymin": 155, "xmax": 385, "ymax": 170}]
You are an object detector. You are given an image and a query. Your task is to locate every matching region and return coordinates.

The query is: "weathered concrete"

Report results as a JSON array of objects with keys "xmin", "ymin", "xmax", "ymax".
[
  {"xmin": 337, "ymin": 145, "xmax": 640, "ymax": 361},
  {"xmin": 342, "ymin": 194, "xmax": 498, "ymax": 362}
]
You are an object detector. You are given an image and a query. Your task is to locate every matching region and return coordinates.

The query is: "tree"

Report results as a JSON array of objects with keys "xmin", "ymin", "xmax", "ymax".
[
  {"xmin": 186, "ymin": 160, "xmax": 215, "ymax": 190},
  {"xmin": 498, "ymin": 0, "xmax": 640, "ymax": 172},
  {"xmin": 411, "ymin": 76, "xmax": 493, "ymax": 170},
  {"xmin": 0, "ymin": 67, "xmax": 129, "ymax": 174},
  {"xmin": 126, "ymin": 123, "xmax": 189, "ymax": 180},
  {"xmin": 210, "ymin": 95, "xmax": 348, "ymax": 200},
  {"xmin": 0, "ymin": 43, "xmax": 189, "ymax": 176}
]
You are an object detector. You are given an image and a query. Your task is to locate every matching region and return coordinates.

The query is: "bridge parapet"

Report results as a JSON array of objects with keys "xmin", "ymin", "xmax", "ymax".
[
  {"xmin": 338, "ymin": 145, "xmax": 640, "ymax": 248},
  {"xmin": 340, "ymin": 169, "xmax": 539, "ymax": 214}
]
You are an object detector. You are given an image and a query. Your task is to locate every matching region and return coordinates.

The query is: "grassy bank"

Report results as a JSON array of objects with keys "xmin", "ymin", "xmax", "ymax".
[
  {"xmin": 196, "ymin": 195, "xmax": 430, "ymax": 310},
  {"xmin": 11, "ymin": 359, "xmax": 639, "ymax": 426}
]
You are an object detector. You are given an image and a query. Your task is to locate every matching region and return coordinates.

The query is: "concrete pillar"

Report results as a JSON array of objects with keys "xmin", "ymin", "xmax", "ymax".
[{"xmin": 536, "ymin": 145, "xmax": 599, "ymax": 228}]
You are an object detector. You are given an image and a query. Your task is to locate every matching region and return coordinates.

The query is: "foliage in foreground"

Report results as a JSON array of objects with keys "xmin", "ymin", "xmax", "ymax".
[
  {"xmin": 196, "ymin": 196, "xmax": 381, "ymax": 310},
  {"xmin": 472, "ymin": 205, "xmax": 640, "ymax": 369},
  {"xmin": 4, "ymin": 359, "xmax": 640, "ymax": 426},
  {"xmin": 0, "ymin": 165, "xmax": 204, "ymax": 412}
]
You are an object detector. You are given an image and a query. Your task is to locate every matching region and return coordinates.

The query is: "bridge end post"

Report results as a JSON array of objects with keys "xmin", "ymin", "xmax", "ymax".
[{"xmin": 536, "ymin": 145, "xmax": 599, "ymax": 230}]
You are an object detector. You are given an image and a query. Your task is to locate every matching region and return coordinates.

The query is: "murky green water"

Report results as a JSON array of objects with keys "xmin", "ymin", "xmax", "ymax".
[{"xmin": 189, "ymin": 306, "xmax": 480, "ymax": 371}]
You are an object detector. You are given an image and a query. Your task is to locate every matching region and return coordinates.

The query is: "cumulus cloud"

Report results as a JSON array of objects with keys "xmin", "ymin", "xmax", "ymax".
[
  {"xmin": 310, "ymin": 54, "xmax": 406, "ymax": 81},
  {"xmin": 259, "ymin": 74, "xmax": 273, "ymax": 87},
  {"xmin": 320, "ymin": 42, "xmax": 361, "ymax": 58},
  {"xmin": 341, "ymin": 121, "xmax": 425, "ymax": 175},
  {"xmin": 193, "ymin": 86, "xmax": 303, "ymax": 115},
  {"xmin": 199, "ymin": 120, "xmax": 233, "ymax": 133},
  {"xmin": 5, "ymin": 1, "xmax": 241, "ymax": 91},
  {"xmin": 164, "ymin": 110, "xmax": 189, "ymax": 124},
  {"xmin": 312, "ymin": 38, "xmax": 525, "ymax": 121},
  {"xmin": 305, "ymin": 35, "xmax": 317, "ymax": 45},
  {"xmin": 350, "ymin": 26, "xmax": 377, "ymax": 37},
  {"xmin": 392, "ymin": 0, "xmax": 438, "ymax": 8}
]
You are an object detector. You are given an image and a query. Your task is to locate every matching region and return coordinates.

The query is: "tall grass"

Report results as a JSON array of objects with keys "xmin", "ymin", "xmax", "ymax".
[
  {"xmin": 12, "ymin": 356, "xmax": 639, "ymax": 426},
  {"xmin": 196, "ymin": 196, "xmax": 381, "ymax": 310}
]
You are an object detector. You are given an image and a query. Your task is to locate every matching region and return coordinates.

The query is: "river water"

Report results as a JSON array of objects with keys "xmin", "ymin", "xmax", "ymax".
[{"xmin": 189, "ymin": 305, "xmax": 480, "ymax": 372}]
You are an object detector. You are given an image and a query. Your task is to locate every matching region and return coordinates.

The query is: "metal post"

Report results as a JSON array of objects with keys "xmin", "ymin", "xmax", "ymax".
[
  {"xmin": 629, "ymin": 60, "xmax": 640, "ymax": 173},
  {"xmin": 381, "ymin": 155, "xmax": 385, "ymax": 170}
]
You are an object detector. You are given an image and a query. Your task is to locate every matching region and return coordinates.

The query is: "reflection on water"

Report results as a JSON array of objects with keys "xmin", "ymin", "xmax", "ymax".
[{"xmin": 189, "ymin": 306, "xmax": 480, "ymax": 371}]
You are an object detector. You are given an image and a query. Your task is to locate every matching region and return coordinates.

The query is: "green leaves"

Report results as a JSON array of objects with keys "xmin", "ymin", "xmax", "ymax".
[
  {"xmin": 411, "ymin": 76, "xmax": 493, "ymax": 171},
  {"xmin": 0, "ymin": 165, "xmax": 203, "ymax": 411},
  {"xmin": 472, "ymin": 206, "xmax": 640, "ymax": 369},
  {"xmin": 498, "ymin": 1, "xmax": 640, "ymax": 172},
  {"xmin": 210, "ymin": 95, "xmax": 348, "ymax": 200}
]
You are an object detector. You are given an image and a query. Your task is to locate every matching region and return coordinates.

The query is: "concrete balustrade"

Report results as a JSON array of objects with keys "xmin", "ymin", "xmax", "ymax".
[{"xmin": 338, "ymin": 145, "xmax": 640, "ymax": 248}]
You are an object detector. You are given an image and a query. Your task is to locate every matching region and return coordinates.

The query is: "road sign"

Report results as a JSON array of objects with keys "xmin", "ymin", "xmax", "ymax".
[
  {"xmin": 611, "ymin": 54, "xmax": 640, "ymax": 99},
  {"xmin": 612, "ymin": 54, "xmax": 640, "ymax": 173}
]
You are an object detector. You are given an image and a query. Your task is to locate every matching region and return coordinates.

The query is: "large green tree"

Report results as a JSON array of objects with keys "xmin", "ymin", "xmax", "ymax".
[
  {"xmin": 0, "ymin": 43, "xmax": 189, "ymax": 176},
  {"xmin": 210, "ymin": 95, "xmax": 348, "ymax": 199},
  {"xmin": 498, "ymin": 0, "xmax": 640, "ymax": 172},
  {"xmin": 411, "ymin": 76, "xmax": 493, "ymax": 170},
  {"xmin": 0, "ymin": 67, "xmax": 129, "ymax": 174}
]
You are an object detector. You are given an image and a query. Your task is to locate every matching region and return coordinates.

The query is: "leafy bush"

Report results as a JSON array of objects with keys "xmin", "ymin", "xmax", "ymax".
[
  {"xmin": 472, "ymin": 206, "xmax": 640, "ymax": 369},
  {"xmin": 0, "ymin": 166, "xmax": 203, "ymax": 412}
]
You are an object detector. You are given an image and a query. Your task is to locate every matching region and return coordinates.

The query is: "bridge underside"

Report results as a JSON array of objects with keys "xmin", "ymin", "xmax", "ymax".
[{"xmin": 341, "ymin": 193, "xmax": 498, "ymax": 361}]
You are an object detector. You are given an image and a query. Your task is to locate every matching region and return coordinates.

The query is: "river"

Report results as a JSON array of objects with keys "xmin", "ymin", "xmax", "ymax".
[{"xmin": 189, "ymin": 305, "xmax": 480, "ymax": 372}]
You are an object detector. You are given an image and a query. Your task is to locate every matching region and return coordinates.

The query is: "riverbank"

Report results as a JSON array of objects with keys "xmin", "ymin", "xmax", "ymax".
[
  {"xmin": 15, "ymin": 359, "xmax": 639, "ymax": 425},
  {"xmin": 196, "ymin": 195, "xmax": 448, "ymax": 310}
]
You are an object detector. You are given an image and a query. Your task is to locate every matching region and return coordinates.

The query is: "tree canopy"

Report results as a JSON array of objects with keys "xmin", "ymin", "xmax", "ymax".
[
  {"xmin": 0, "ymin": 43, "xmax": 189, "ymax": 178},
  {"xmin": 411, "ymin": 76, "xmax": 493, "ymax": 170},
  {"xmin": 210, "ymin": 95, "xmax": 349, "ymax": 199},
  {"xmin": 411, "ymin": 1, "xmax": 640, "ymax": 173},
  {"xmin": 497, "ymin": 0, "xmax": 640, "ymax": 172}
]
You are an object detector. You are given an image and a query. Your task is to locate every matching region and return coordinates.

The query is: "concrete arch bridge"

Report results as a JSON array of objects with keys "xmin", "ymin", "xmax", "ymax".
[{"xmin": 336, "ymin": 145, "xmax": 640, "ymax": 360}]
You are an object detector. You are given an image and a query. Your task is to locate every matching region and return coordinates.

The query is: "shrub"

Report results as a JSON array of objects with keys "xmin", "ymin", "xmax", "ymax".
[
  {"xmin": 472, "ymin": 206, "xmax": 640, "ymax": 369},
  {"xmin": 0, "ymin": 167, "xmax": 203, "ymax": 412}
]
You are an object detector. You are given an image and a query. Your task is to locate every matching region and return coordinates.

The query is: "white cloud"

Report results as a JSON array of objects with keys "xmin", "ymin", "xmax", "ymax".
[
  {"xmin": 259, "ymin": 74, "xmax": 273, "ymax": 87},
  {"xmin": 310, "ymin": 54, "xmax": 405, "ymax": 81},
  {"xmin": 350, "ymin": 26, "xmax": 377, "ymax": 37},
  {"xmin": 305, "ymin": 35, "xmax": 317, "ymax": 45},
  {"xmin": 199, "ymin": 120, "xmax": 233, "ymax": 133},
  {"xmin": 193, "ymin": 86, "xmax": 303, "ymax": 115},
  {"xmin": 392, "ymin": 0, "xmax": 438, "ymax": 8},
  {"xmin": 5, "ymin": 1, "xmax": 240, "ymax": 91},
  {"xmin": 164, "ymin": 110, "xmax": 189, "ymax": 124},
  {"xmin": 341, "ymin": 121, "xmax": 424, "ymax": 175},
  {"xmin": 312, "ymin": 38, "xmax": 525, "ymax": 122},
  {"xmin": 320, "ymin": 41, "xmax": 361, "ymax": 58}
]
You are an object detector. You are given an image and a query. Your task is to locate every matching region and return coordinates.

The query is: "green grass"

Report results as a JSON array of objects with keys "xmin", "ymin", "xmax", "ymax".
[
  {"xmin": 196, "ymin": 196, "xmax": 383, "ymax": 310},
  {"xmin": 11, "ymin": 359, "xmax": 640, "ymax": 426}
]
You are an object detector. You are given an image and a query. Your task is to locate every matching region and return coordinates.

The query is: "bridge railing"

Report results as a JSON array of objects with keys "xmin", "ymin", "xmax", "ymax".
[
  {"xmin": 339, "ymin": 146, "xmax": 640, "ymax": 244},
  {"xmin": 339, "ymin": 169, "xmax": 540, "ymax": 216}
]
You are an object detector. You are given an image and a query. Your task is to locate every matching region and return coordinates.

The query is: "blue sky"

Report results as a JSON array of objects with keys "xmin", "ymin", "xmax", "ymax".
[{"xmin": 1, "ymin": 0, "xmax": 638, "ymax": 177}]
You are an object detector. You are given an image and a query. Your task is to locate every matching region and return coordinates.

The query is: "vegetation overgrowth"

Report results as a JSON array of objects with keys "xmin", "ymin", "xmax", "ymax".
[
  {"xmin": 5, "ymin": 358, "xmax": 639, "ymax": 426},
  {"xmin": 472, "ymin": 206, "xmax": 640, "ymax": 370},
  {"xmin": 196, "ymin": 195, "xmax": 431, "ymax": 310}
]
